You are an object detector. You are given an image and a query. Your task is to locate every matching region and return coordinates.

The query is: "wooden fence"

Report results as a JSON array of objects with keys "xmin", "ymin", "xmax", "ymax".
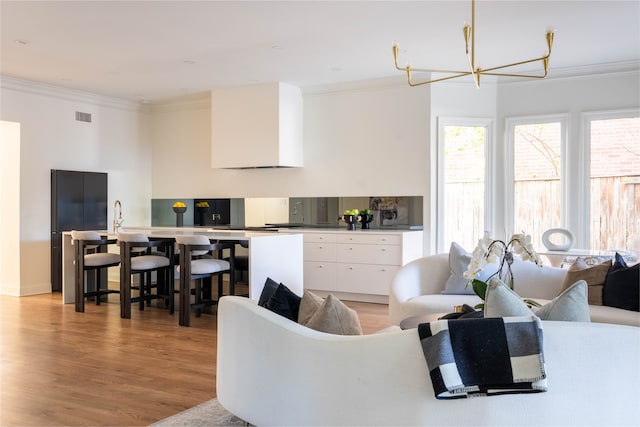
[{"xmin": 445, "ymin": 176, "xmax": 639, "ymax": 252}]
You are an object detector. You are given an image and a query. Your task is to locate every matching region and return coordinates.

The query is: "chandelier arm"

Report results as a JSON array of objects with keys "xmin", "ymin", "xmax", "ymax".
[
  {"xmin": 478, "ymin": 54, "xmax": 551, "ymax": 74},
  {"xmin": 481, "ymin": 71, "xmax": 549, "ymax": 79},
  {"xmin": 406, "ymin": 71, "xmax": 474, "ymax": 87},
  {"xmin": 408, "ymin": 67, "xmax": 475, "ymax": 74}
]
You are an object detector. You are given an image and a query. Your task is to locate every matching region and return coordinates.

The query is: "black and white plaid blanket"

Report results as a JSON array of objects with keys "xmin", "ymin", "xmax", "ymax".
[{"xmin": 418, "ymin": 315, "xmax": 547, "ymax": 399}]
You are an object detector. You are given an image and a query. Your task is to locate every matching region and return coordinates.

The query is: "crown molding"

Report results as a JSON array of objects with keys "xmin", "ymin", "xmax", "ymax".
[
  {"xmin": 302, "ymin": 62, "xmax": 639, "ymax": 94},
  {"xmin": 3, "ymin": 61, "xmax": 637, "ymax": 108},
  {"xmin": 302, "ymin": 76, "xmax": 418, "ymax": 95},
  {"xmin": 495, "ymin": 61, "xmax": 639, "ymax": 86},
  {"xmin": 149, "ymin": 92, "xmax": 211, "ymax": 113},
  {"xmin": 0, "ymin": 75, "xmax": 145, "ymax": 112}
]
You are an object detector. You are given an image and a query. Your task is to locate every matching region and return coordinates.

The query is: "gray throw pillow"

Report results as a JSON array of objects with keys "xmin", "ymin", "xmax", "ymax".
[
  {"xmin": 298, "ymin": 290, "xmax": 325, "ymax": 325},
  {"xmin": 485, "ymin": 279, "xmax": 590, "ymax": 322},
  {"xmin": 484, "ymin": 280, "xmax": 534, "ymax": 318},
  {"xmin": 442, "ymin": 242, "xmax": 500, "ymax": 295},
  {"xmin": 305, "ymin": 294, "xmax": 363, "ymax": 335},
  {"xmin": 535, "ymin": 280, "xmax": 590, "ymax": 322}
]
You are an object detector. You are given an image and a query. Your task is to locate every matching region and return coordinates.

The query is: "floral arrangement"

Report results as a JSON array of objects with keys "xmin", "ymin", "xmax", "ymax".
[
  {"xmin": 172, "ymin": 201, "xmax": 186, "ymax": 208},
  {"xmin": 463, "ymin": 233, "xmax": 542, "ymax": 308},
  {"xmin": 195, "ymin": 201, "xmax": 209, "ymax": 208}
]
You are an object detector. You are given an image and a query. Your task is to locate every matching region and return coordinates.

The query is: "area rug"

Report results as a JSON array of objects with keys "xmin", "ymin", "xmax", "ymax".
[{"xmin": 150, "ymin": 398, "xmax": 245, "ymax": 426}]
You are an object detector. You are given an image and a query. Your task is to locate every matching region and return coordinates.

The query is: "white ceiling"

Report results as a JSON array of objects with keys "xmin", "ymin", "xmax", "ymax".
[{"xmin": 1, "ymin": 1, "xmax": 638, "ymax": 103}]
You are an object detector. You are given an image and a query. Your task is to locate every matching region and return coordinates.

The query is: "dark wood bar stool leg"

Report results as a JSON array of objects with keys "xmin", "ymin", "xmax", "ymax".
[
  {"xmin": 74, "ymin": 241, "xmax": 85, "ymax": 313},
  {"xmin": 179, "ymin": 248, "xmax": 192, "ymax": 326},
  {"xmin": 120, "ymin": 250, "xmax": 132, "ymax": 319}
]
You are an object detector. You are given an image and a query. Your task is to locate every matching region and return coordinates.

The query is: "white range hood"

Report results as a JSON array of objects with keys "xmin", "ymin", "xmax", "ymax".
[{"xmin": 211, "ymin": 82, "xmax": 303, "ymax": 169}]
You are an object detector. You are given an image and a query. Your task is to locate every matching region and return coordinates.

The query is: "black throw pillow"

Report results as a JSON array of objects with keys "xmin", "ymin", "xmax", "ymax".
[
  {"xmin": 603, "ymin": 253, "xmax": 639, "ymax": 312},
  {"xmin": 258, "ymin": 277, "xmax": 280, "ymax": 306},
  {"xmin": 258, "ymin": 280, "xmax": 302, "ymax": 321}
]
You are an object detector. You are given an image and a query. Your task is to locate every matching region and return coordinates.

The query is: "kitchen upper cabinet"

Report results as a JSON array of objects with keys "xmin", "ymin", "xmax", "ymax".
[{"xmin": 211, "ymin": 82, "xmax": 303, "ymax": 169}]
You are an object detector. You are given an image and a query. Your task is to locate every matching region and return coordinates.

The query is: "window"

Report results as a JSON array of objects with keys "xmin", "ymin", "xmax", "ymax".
[
  {"xmin": 437, "ymin": 118, "xmax": 492, "ymax": 252},
  {"xmin": 585, "ymin": 111, "xmax": 640, "ymax": 252},
  {"xmin": 506, "ymin": 115, "xmax": 567, "ymax": 250}
]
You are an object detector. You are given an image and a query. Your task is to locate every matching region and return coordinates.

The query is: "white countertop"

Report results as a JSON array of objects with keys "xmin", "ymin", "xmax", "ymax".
[
  {"xmin": 277, "ymin": 227, "xmax": 422, "ymax": 234},
  {"xmin": 118, "ymin": 226, "xmax": 281, "ymax": 240}
]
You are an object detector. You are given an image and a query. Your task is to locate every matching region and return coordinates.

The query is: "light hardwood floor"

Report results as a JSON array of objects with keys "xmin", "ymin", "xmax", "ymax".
[{"xmin": 0, "ymin": 291, "xmax": 392, "ymax": 426}]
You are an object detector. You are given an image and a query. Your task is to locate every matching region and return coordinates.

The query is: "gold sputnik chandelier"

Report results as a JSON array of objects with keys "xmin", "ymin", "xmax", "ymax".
[{"xmin": 392, "ymin": 0, "xmax": 554, "ymax": 88}]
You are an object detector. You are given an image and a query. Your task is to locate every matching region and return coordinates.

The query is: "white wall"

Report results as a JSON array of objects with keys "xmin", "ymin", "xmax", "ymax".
[
  {"xmin": 150, "ymin": 79, "xmax": 432, "ymax": 251},
  {"xmin": 0, "ymin": 121, "xmax": 21, "ymax": 295},
  {"xmin": 151, "ymin": 79, "xmax": 430, "ymax": 197},
  {"xmin": 0, "ymin": 77, "xmax": 152, "ymax": 295}
]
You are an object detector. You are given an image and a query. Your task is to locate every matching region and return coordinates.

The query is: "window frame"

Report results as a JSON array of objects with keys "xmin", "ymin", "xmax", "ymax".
[
  {"xmin": 504, "ymin": 113, "xmax": 569, "ymax": 242},
  {"xmin": 436, "ymin": 116, "xmax": 494, "ymax": 252},
  {"xmin": 580, "ymin": 108, "xmax": 640, "ymax": 249}
]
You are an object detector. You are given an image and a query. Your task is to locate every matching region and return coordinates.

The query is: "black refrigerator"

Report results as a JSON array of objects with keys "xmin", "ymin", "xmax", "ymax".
[{"xmin": 51, "ymin": 170, "xmax": 108, "ymax": 292}]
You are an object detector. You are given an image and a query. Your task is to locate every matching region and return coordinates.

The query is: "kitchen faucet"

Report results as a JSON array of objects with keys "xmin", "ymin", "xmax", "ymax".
[{"xmin": 113, "ymin": 200, "xmax": 124, "ymax": 233}]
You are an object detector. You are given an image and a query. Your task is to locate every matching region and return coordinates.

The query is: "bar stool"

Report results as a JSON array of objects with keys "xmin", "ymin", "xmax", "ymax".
[
  {"xmin": 117, "ymin": 232, "xmax": 175, "ymax": 319},
  {"xmin": 71, "ymin": 230, "xmax": 120, "ymax": 313},
  {"xmin": 176, "ymin": 235, "xmax": 232, "ymax": 326},
  {"xmin": 224, "ymin": 240, "xmax": 249, "ymax": 297}
]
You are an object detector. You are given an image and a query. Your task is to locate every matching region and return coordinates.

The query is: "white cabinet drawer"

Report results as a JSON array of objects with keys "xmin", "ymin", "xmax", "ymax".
[
  {"xmin": 304, "ymin": 261, "xmax": 337, "ymax": 292},
  {"xmin": 336, "ymin": 233, "xmax": 401, "ymax": 245},
  {"xmin": 336, "ymin": 243, "xmax": 401, "ymax": 265},
  {"xmin": 336, "ymin": 263, "xmax": 399, "ymax": 295},
  {"xmin": 304, "ymin": 242, "xmax": 336, "ymax": 262},
  {"xmin": 303, "ymin": 233, "xmax": 337, "ymax": 243}
]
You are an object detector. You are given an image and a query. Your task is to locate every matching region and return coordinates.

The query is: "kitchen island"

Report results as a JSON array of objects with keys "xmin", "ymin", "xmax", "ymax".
[{"xmin": 61, "ymin": 226, "xmax": 303, "ymax": 305}]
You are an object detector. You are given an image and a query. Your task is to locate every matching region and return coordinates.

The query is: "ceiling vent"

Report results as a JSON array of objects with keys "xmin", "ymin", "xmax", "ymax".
[{"xmin": 75, "ymin": 111, "xmax": 92, "ymax": 123}]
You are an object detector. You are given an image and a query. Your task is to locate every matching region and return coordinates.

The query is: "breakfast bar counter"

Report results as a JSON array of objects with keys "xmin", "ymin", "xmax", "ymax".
[{"xmin": 61, "ymin": 226, "xmax": 303, "ymax": 304}]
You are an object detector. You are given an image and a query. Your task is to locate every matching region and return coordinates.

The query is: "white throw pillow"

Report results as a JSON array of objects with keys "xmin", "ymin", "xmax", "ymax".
[{"xmin": 441, "ymin": 242, "xmax": 500, "ymax": 295}]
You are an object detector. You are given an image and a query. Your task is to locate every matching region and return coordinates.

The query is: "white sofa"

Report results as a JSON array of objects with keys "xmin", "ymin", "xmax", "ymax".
[
  {"xmin": 216, "ymin": 295, "xmax": 640, "ymax": 426},
  {"xmin": 389, "ymin": 254, "xmax": 640, "ymax": 327}
]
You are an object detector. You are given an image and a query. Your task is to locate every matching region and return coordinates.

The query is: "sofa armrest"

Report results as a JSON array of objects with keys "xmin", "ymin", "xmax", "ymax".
[{"xmin": 216, "ymin": 296, "xmax": 428, "ymax": 426}]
